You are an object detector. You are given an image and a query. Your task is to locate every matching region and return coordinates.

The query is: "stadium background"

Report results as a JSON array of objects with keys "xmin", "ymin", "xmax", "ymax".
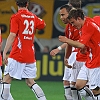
[{"xmin": 0, "ymin": 0, "xmax": 100, "ymax": 81}]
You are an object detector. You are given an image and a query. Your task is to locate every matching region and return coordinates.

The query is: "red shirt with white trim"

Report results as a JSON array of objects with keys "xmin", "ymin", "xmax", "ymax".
[
  {"xmin": 79, "ymin": 17, "xmax": 100, "ymax": 68},
  {"xmin": 65, "ymin": 24, "xmax": 80, "ymax": 41},
  {"xmin": 9, "ymin": 9, "xmax": 45, "ymax": 63},
  {"xmin": 65, "ymin": 24, "xmax": 87, "ymax": 62}
]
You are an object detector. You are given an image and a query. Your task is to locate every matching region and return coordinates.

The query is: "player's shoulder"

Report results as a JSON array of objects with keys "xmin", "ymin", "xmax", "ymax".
[
  {"xmin": 10, "ymin": 12, "xmax": 21, "ymax": 20},
  {"xmin": 27, "ymin": 11, "xmax": 37, "ymax": 17},
  {"xmin": 86, "ymin": 16, "xmax": 100, "ymax": 27},
  {"xmin": 11, "ymin": 13, "xmax": 17, "ymax": 18},
  {"xmin": 85, "ymin": 17, "xmax": 94, "ymax": 26},
  {"xmin": 93, "ymin": 16, "xmax": 100, "ymax": 25},
  {"xmin": 11, "ymin": 10, "xmax": 37, "ymax": 19},
  {"xmin": 93, "ymin": 16, "xmax": 100, "ymax": 20}
]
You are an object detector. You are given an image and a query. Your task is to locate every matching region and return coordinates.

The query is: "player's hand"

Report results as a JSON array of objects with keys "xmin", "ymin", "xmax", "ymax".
[
  {"xmin": 59, "ymin": 36, "xmax": 68, "ymax": 43},
  {"xmin": 64, "ymin": 57, "xmax": 72, "ymax": 68},
  {"xmin": 3, "ymin": 52, "xmax": 8, "ymax": 65},
  {"xmin": 64, "ymin": 57, "xmax": 68, "ymax": 65},
  {"xmin": 50, "ymin": 48, "xmax": 59, "ymax": 56},
  {"xmin": 66, "ymin": 65, "xmax": 72, "ymax": 68}
]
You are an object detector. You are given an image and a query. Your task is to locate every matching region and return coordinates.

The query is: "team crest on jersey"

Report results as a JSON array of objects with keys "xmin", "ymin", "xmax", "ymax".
[{"xmin": 28, "ymin": 2, "xmax": 46, "ymax": 18}]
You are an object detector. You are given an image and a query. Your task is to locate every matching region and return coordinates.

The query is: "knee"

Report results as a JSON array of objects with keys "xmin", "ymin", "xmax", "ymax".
[
  {"xmin": 75, "ymin": 83, "xmax": 83, "ymax": 90},
  {"xmin": 25, "ymin": 79, "xmax": 35, "ymax": 87},
  {"xmin": 75, "ymin": 81, "xmax": 87, "ymax": 90},
  {"xmin": 92, "ymin": 86, "xmax": 100, "ymax": 95}
]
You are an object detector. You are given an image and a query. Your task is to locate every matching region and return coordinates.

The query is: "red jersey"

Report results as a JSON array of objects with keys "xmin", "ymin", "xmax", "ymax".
[
  {"xmin": 65, "ymin": 24, "xmax": 79, "ymax": 41},
  {"xmin": 9, "ymin": 9, "xmax": 45, "ymax": 63},
  {"xmin": 65, "ymin": 24, "xmax": 87, "ymax": 62},
  {"xmin": 79, "ymin": 17, "xmax": 100, "ymax": 68},
  {"xmin": 93, "ymin": 16, "xmax": 100, "ymax": 26}
]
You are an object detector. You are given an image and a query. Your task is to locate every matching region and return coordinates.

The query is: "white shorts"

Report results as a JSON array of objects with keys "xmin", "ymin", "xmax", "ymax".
[
  {"xmin": 77, "ymin": 64, "xmax": 89, "ymax": 81},
  {"xmin": 68, "ymin": 51, "xmax": 77, "ymax": 66},
  {"xmin": 88, "ymin": 67, "xmax": 100, "ymax": 89},
  {"xmin": 63, "ymin": 67, "xmax": 72, "ymax": 81},
  {"xmin": 70, "ymin": 60, "xmax": 85, "ymax": 82},
  {"xmin": 63, "ymin": 51, "xmax": 77, "ymax": 81},
  {"xmin": 77, "ymin": 65, "xmax": 100, "ymax": 89},
  {"xmin": 4, "ymin": 58, "xmax": 37, "ymax": 80}
]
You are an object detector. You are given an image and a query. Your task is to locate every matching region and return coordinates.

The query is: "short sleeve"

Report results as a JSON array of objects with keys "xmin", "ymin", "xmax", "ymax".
[
  {"xmin": 35, "ymin": 16, "xmax": 46, "ymax": 30},
  {"xmin": 10, "ymin": 17, "xmax": 19, "ymax": 34}
]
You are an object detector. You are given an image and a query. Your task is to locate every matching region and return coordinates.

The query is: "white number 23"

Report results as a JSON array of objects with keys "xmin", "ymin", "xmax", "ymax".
[{"xmin": 22, "ymin": 20, "xmax": 34, "ymax": 35}]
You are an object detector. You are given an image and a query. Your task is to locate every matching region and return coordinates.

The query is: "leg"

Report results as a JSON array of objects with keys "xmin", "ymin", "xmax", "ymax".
[
  {"xmin": 89, "ymin": 67, "xmax": 100, "ymax": 100},
  {"xmin": 0, "ymin": 66, "xmax": 13, "ymax": 100},
  {"xmin": 76, "ymin": 79, "xmax": 95, "ymax": 100},
  {"xmin": 76, "ymin": 64, "xmax": 96, "ymax": 100},
  {"xmin": 63, "ymin": 67, "xmax": 73, "ymax": 100},
  {"xmin": 0, "ymin": 74, "xmax": 12, "ymax": 100},
  {"xmin": 7, "ymin": 93, "xmax": 14, "ymax": 100},
  {"xmin": 26, "ymin": 78, "xmax": 46, "ymax": 100},
  {"xmin": 63, "ymin": 50, "xmax": 77, "ymax": 100},
  {"xmin": 63, "ymin": 80, "xmax": 73, "ymax": 100},
  {"xmin": 70, "ymin": 61, "xmax": 84, "ymax": 100},
  {"xmin": 93, "ymin": 87, "xmax": 100, "ymax": 100},
  {"xmin": 70, "ymin": 82, "xmax": 82, "ymax": 100}
]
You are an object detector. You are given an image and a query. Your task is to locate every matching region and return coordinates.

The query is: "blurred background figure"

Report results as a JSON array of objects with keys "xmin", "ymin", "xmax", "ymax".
[{"xmin": 42, "ymin": 46, "xmax": 49, "ymax": 53}]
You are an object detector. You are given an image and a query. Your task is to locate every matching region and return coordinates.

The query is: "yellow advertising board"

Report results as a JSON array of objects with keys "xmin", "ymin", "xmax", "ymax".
[
  {"xmin": 0, "ymin": 0, "xmax": 17, "ymax": 38},
  {"xmin": 0, "ymin": 0, "xmax": 54, "ymax": 39},
  {"xmin": 29, "ymin": 0, "xmax": 54, "ymax": 39}
]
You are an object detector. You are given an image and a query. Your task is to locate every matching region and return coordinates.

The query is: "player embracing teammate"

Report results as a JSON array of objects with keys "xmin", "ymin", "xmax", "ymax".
[
  {"xmin": 59, "ymin": 7, "xmax": 100, "ymax": 100},
  {"xmin": 50, "ymin": 0, "xmax": 100, "ymax": 100}
]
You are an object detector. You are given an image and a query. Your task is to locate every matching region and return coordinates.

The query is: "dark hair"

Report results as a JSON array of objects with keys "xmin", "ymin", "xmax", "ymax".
[
  {"xmin": 16, "ymin": 0, "xmax": 29, "ymax": 7},
  {"xmin": 60, "ymin": 4, "xmax": 73, "ymax": 13},
  {"xmin": 68, "ymin": 0, "xmax": 81, "ymax": 8},
  {"xmin": 67, "ymin": 8, "xmax": 84, "ymax": 20}
]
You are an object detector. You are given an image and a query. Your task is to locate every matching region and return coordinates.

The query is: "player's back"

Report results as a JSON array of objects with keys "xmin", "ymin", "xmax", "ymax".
[
  {"xmin": 10, "ymin": 9, "xmax": 45, "ymax": 63},
  {"xmin": 11, "ymin": 9, "xmax": 37, "ymax": 46}
]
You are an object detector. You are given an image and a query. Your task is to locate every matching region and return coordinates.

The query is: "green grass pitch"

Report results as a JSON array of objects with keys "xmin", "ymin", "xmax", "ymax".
[{"xmin": 11, "ymin": 80, "xmax": 85, "ymax": 100}]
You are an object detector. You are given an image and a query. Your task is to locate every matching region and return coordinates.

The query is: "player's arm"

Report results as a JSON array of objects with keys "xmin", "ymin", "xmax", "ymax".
[
  {"xmin": 36, "ymin": 17, "xmax": 46, "ymax": 30},
  {"xmin": 59, "ymin": 36, "xmax": 85, "ymax": 49},
  {"xmin": 3, "ymin": 32, "xmax": 16, "ymax": 65},
  {"xmin": 50, "ymin": 43, "xmax": 67, "ymax": 56},
  {"xmin": 65, "ymin": 44, "xmax": 72, "ymax": 59},
  {"xmin": 64, "ymin": 44, "xmax": 72, "ymax": 68}
]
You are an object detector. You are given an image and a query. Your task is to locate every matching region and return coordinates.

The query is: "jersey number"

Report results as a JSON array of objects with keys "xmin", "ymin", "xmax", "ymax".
[{"xmin": 23, "ymin": 20, "xmax": 34, "ymax": 35}]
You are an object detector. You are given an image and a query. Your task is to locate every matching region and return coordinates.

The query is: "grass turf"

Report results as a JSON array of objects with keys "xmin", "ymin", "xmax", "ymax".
[
  {"xmin": 11, "ymin": 80, "xmax": 65, "ymax": 100},
  {"xmin": 11, "ymin": 80, "xmax": 85, "ymax": 100}
]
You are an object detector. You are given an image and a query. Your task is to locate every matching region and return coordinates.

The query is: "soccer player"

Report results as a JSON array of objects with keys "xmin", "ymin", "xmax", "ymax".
[
  {"xmin": 59, "ymin": 8, "xmax": 100, "ymax": 100},
  {"xmin": 0, "ymin": 0, "xmax": 47, "ymax": 100},
  {"xmin": 50, "ymin": 3, "xmax": 83, "ymax": 100}
]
